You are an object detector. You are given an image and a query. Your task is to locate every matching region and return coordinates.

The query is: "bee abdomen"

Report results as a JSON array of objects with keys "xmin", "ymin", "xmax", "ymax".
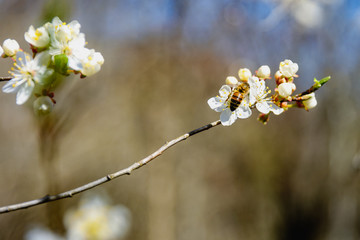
[{"xmin": 230, "ymin": 91, "xmax": 243, "ymax": 111}]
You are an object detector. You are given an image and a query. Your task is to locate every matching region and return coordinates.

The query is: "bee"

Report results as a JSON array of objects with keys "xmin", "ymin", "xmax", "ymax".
[{"xmin": 229, "ymin": 82, "xmax": 250, "ymax": 111}]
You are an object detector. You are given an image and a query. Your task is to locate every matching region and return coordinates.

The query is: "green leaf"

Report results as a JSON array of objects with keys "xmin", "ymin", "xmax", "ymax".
[{"xmin": 54, "ymin": 54, "xmax": 69, "ymax": 75}]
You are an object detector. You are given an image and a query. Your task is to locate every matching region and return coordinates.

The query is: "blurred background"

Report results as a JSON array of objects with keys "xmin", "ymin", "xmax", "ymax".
[{"xmin": 0, "ymin": 0, "xmax": 360, "ymax": 239}]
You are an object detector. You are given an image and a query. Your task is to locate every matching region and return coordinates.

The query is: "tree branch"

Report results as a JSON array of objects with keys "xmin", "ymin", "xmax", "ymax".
[
  {"xmin": 0, "ymin": 120, "xmax": 221, "ymax": 214},
  {"xmin": 0, "ymin": 77, "xmax": 12, "ymax": 82}
]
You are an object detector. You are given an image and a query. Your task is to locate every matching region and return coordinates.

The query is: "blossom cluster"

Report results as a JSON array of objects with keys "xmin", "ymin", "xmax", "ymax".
[
  {"xmin": 208, "ymin": 59, "xmax": 320, "ymax": 126},
  {"xmin": 0, "ymin": 17, "xmax": 104, "ymax": 114},
  {"xmin": 25, "ymin": 194, "xmax": 131, "ymax": 240}
]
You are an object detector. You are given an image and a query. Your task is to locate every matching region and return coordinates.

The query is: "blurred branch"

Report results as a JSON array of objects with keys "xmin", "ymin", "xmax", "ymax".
[
  {"xmin": 0, "ymin": 77, "xmax": 12, "ymax": 82},
  {"xmin": 0, "ymin": 120, "xmax": 221, "ymax": 214}
]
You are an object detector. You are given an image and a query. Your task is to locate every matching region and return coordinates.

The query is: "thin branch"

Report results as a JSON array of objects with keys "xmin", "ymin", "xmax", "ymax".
[
  {"xmin": 0, "ymin": 77, "xmax": 12, "ymax": 82},
  {"xmin": 0, "ymin": 120, "xmax": 221, "ymax": 214}
]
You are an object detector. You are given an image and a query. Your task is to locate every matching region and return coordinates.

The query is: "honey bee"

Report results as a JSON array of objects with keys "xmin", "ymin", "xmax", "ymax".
[{"xmin": 229, "ymin": 82, "xmax": 250, "ymax": 111}]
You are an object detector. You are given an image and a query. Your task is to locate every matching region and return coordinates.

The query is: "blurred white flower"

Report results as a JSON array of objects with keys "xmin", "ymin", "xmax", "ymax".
[
  {"xmin": 302, "ymin": 92, "xmax": 317, "ymax": 109},
  {"xmin": 49, "ymin": 32, "xmax": 88, "ymax": 72},
  {"xmin": 238, "ymin": 68, "xmax": 252, "ymax": 81},
  {"xmin": 2, "ymin": 39, "xmax": 20, "ymax": 57},
  {"xmin": 47, "ymin": 17, "xmax": 104, "ymax": 76},
  {"xmin": 0, "ymin": 45, "xmax": 3, "ymax": 56},
  {"xmin": 25, "ymin": 226, "xmax": 64, "ymax": 240},
  {"xmin": 25, "ymin": 25, "xmax": 50, "ymax": 48},
  {"xmin": 256, "ymin": 65, "xmax": 271, "ymax": 79},
  {"xmin": 279, "ymin": 59, "xmax": 298, "ymax": 78},
  {"xmin": 290, "ymin": 0, "xmax": 323, "ymax": 29},
  {"xmin": 2, "ymin": 51, "xmax": 53, "ymax": 105},
  {"xmin": 208, "ymin": 84, "xmax": 252, "ymax": 126},
  {"xmin": 249, "ymin": 76, "xmax": 284, "ymax": 115},
  {"xmin": 78, "ymin": 49, "xmax": 105, "ymax": 76},
  {"xmin": 64, "ymin": 195, "xmax": 131, "ymax": 240},
  {"xmin": 50, "ymin": 17, "xmax": 81, "ymax": 43},
  {"xmin": 261, "ymin": 0, "xmax": 331, "ymax": 30},
  {"xmin": 278, "ymin": 82, "xmax": 296, "ymax": 98}
]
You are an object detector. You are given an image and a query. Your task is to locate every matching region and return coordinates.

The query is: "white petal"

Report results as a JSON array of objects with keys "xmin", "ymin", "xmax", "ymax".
[
  {"xmin": 33, "ymin": 51, "xmax": 51, "ymax": 66},
  {"xmin": 219, "ymin": 85, "xmax": 231, "ymax": 98},
  {"xmin": 16, "ymin": 81, "xmax": 34, "ymax": 105},
  {"xmin": 207, "ymin": 97, "xmax": 227, "ymax": 112},
  {"xmin": 2, "ymin": 79, "xmax": 21, "ymax": 93},
  {"xmin": 249, "ymin": 91, "xmax": 257, "ymax": 105},
  {"xmin": 268, "ymin": 102, "xmax": 284, "ymax": 115},
  {"xmin": 248, "ymin": 76, "xmax": 260, "ymax": 88},
  {"xmin": 236, "ymin": 105, "xmax": 252, "ymax": 119},
  {"xmin": 256, "ymin": 102, "xmax": 270, "ymax": 114},
  {"xmin": 220, "ymin": 108, "xmax": 237, "ymax": 126},
  {"xmin": 52, "ymin": 16, "xmax": 63, "ymax": 26},
  {"xmin": 67, "ymin": 55, "xmax": 83, "ymax": 71}
]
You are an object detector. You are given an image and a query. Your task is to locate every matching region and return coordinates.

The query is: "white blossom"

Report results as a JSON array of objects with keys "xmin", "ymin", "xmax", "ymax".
[
  {"xmin": 303, "ymin": 92, "xmax": 317, "ymax": 109},
  {"xmin": 257, "ymin": 65, "xmax": 271, "ymax": 79},
  {"xmin": 225, "ymin": 76, "xmax": 238, "ymax": 86},
  {"xmin": 78, "ymin": 49, "xmax": 104, "ymax": 76},
  {"xmin": 50, "ymin": 17, "xmax": 81, "ymax": 43},
  {"xmin": 208, "ymin": 84, "xmax": 252, "ymax": 126},
  {"xmin": 279, "ymin": 59, "xmax": 299, "ymax": 78},
  {"xmin": 2, "ymin": 39, "xmax": 20, "ymax": 57},
  {"xmin": 25, "ymin": 25, "xmax": 50, "ymax": 48},
  {"xmin": 238, "ymin": 68, "xmax": 252, "ymax": 82},
  {"xmin": 278, "ymin": 82, "xmax": 296, "ymax": 98},
  {"xmin": 249, "ymin": 76, "xmax": 284, "ymax": 115},
  {"xmin": 2, "ymin": 51, "xmax": 53, "ymax": 105},
  {"xmin": 0, "ymin": 45, "xmax": 3, "ymax": 56}
]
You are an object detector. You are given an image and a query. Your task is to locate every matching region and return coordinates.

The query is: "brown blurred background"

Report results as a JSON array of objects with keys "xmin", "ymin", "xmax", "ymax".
[{"xmin": 0, "ymin": 0, "xmax": 360, "ymax": 239}]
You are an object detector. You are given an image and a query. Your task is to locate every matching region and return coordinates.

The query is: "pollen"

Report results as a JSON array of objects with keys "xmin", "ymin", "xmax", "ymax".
[{"xmin": 35, "ymin": 29, "xmax": 42, "ymax": 37}]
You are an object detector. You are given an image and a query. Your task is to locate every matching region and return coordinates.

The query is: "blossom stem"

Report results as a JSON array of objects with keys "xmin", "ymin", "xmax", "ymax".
[
  {"xmin": 0, "ymin": 77, "xmax": 12, "ymax": 82},
  {"xmin": 0, "ymin": 119, "xmax": 221, "ymax": 214}
]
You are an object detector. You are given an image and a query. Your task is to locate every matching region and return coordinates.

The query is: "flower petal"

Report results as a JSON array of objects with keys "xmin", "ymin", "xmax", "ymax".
[
  {"xmin": 207, "ymin": 97, "xmax": 227, "ymax": 112},
  {"xmin": 236, "ymin": 105, "xmax": 252, "ymax": 119},
  {"xmin": 256, "ymin": 102, "xmax": 270, "ymax": 114},
  {"xmin": 16, "ymin": 80, "xmax": 34, "ymax": 105},
  {"xmin": 268, "ymin": 102, "xmax": 284, "ymax": 115},
  {"xmin": 219, "ymin": 85, "xmax": 231, "ymax": 98},
  {"xmin": 220, "ymin": 108, "xmax": 237, "ymax": 126},
  {"xmin": 33, "ymin": 51, "xmax": 51, "ymax": 67},
  {"xmin": 2, "ymin": 79, "xmax": 21, "ymax": 93}
]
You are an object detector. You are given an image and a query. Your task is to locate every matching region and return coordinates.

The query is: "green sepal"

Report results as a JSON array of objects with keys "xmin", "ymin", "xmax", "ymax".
[{"xmin": 54, "ymin": 54, "xmax": 69, "ymax": 75}]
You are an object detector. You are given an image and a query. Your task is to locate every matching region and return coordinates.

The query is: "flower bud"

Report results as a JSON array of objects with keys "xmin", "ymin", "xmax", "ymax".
[
  {"xmin": 274, "ymin": 70, "xmax": 282, "ymax": 81},
  {"xmin": 225, "ymin": 76, "xmax": 238, "ymax": 85},
  {"xmin": 258, "ymin": 113, "xmax": 270, "ymax": 125},
  {"xmin": 303, "ymin": 93, "xmax": 317, "ymax": 109},
  {"xmin": 278, "ymin": 82, "xmax": 295, "ymax": 98},
  {"xmin": 279, "ymin": 59, "xmax": 298, "ymax": 78},
  {"xmin": 33, "ymin": 96, "xmax": 54, "ymax": 115},
  {"xmin": 238, "ymin": 68, "xmax": 251, "ymax": 82},
  {"xmin": 2, "ymin": 39, "xmax": 20, "ymax": 57},
  {"xmin": 256, "ymin": 65, "xmax": 271, "ymax": 79}
]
